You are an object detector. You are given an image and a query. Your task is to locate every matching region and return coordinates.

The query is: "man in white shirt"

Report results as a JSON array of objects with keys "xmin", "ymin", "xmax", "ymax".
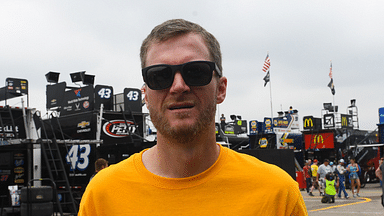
[{"xmin": 317, "ymin": 159, "xmax": 332, "ymax": 195}]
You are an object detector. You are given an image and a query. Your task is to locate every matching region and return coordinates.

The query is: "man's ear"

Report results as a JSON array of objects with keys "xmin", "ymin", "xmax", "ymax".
[
  {"xmin": 141, "ymin": 84, "xmax": 148, "ymax": 106},
  {"xmin": 216, "ymin": 77, "xmax": 227, "ymax": 104}
]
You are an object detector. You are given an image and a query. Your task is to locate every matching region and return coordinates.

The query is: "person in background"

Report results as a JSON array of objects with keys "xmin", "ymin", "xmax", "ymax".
[
  {"xmin": 375, "ymin": 157, "xmax": 384, "ymax": 184},
  {"xmin": 90, "ymin": 158, "xmax": 108, "ymax": 181},
  {"xmin": 322, "ymin": 172, "xmax": 338, "ymax": 203},
  {"xmin": 329, "ymin": 161, "xmax": 336, "ymax": 173},
  {"xmin": 220, "ymin": 114, "xmax": 226, "ymax": 132},
  {"xmin": 336, "ymin": 159, "xmax": 349, "ymax": 199},
  {"xmin": 303, "ymin": 160, "xmax": 312, "ymax": 194},
  {"xmin": 317, "ymin": 159, "xmax": 332, "ymax": 196},
  {"xmin": 309, "ymin": 159, "xmax": 321, "ymax": 196},
  {"xmin": 347, "ymin": 158, "xmax": 361, "ymax": 198}
]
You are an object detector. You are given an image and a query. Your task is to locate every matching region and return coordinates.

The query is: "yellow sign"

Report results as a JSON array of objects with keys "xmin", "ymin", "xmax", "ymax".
[
  {"xmin": 304, "ymin": 118, "xmax": 313, "ymax": 128},
  {"xmin": 342, "ymin": 116, "xmax": 348, "ymax": 127},
  {"xmin": 313, "ymin": 135, "xmax": 324, "ymax": 144}
]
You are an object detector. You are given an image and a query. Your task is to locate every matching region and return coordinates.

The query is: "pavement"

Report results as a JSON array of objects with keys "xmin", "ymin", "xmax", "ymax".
[{"xmin": 302, "ymin": 182, "xmax": 384, "ymax": 215}]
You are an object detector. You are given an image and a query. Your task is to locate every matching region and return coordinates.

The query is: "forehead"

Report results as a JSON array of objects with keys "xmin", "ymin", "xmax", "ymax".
[{"xmin": 145, "ymin": 33, "xmax": 210, "ymax": 66}]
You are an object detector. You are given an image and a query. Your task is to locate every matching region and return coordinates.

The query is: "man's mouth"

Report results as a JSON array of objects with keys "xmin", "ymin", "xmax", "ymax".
[{"xmin": 168, "ymin": 103, "xmax": 194, "ymax": 110}]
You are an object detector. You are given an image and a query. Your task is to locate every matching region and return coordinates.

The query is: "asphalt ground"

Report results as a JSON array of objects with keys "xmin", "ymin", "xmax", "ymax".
[{"xmin": 302, "ymin": 182, "xmax": 384, "ymax": 215}]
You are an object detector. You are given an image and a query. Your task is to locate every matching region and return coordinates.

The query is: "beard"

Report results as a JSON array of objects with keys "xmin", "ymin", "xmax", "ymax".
[{"xmin": 148, "ymin": 95, "xmax": 217, "ymax": 144}]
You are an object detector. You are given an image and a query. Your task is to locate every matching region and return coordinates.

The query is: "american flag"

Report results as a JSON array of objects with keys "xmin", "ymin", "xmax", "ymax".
[
  {"xmin": 329, "ymin": 62, "xmax": 333, "ymax": 79},
  {"xmin": 262, "ymin": 54, "xmax": 270, "ymax": 72}
]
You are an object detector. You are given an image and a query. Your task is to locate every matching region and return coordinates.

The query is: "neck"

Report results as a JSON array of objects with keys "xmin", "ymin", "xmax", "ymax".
[{"xmin": 142, "ymin": 126, "xmax": 220, "ymax": 178}]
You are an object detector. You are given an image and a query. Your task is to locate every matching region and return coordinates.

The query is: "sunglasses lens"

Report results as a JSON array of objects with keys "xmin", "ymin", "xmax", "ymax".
[
  {"xmin": 146, "ymin": 66, "xmax": 173, "ymax": 90},
  {"xmin": 183, "ymin": 62, "xmax": 213, "ymax": 86}
]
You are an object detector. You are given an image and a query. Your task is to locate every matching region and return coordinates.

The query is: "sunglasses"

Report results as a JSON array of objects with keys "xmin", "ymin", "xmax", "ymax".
[{"xmin": 142, "ymin": 61, "xmax": 222, "ymax": 90}]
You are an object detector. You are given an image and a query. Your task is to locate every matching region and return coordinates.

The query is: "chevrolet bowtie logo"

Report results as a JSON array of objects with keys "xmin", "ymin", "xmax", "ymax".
[{"xmin": 77, "ymin": 121, "xmax": 90, "ymax": 128}]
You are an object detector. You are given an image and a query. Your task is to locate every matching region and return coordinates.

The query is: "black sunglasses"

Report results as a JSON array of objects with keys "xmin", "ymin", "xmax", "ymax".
[{"xmin": 142, "ymin": 61, "xmax": 222, "ymax": 90}]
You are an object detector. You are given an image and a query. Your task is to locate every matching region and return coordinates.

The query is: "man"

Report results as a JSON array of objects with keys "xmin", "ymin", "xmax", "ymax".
[
  {"xmin": 309, "ymin": 159, "xmax": 321, "ymax": 196},
  {"xmin": 336, "ymin": 159, "xmax": 349, "ymax": 199},
  {"xmin": 317, "ymin": 159, "xmax": 332, "ymax": 196},
  {"xmin": 220, "ymin": 114, "xmax": 226, "ymax": 132},
  {"xmin": 302, "ymin": 160, "xmax": 312, "ymax": 193},
  {"xmin": 89, "ymin": 158, "xmax": 108, "ymax": 181},
  {"xmin": 78, "ymin": 19, "xmax": 307, "ymax": 215}
]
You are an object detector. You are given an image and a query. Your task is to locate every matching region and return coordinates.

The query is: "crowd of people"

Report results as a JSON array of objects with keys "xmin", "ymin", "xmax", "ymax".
[{"xmin": 303, "ymin": 157, "xmax": 366, "ymax": 203}]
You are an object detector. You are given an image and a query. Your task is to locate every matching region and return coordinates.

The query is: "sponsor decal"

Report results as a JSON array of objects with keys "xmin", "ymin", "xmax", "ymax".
[
  {"xmin": 14, "ymin": 167, "xmax": 24, "ymax": 174},
  {"xmin": 14, "ymin": 173, "xmax": 25, "ymax": 183},
  {"xmin": 14, "ymin": 159, "xmax": 24, "ymax": 166},
  {"xmin": 259, "ymin": 137, "xmax": 268, "ymax": 148},
  {"xmin": 75, "ymin": 103, "xmax": 81, "ymax": 110},
  {"xmin": 77, "ymin": 121, "xmax": 91, "ymax": 133},
  {"xmin": 313, "ymin": 135, "xmax": 324, "ymax": 144},
  {"xmin": 83, "ymin": 101, "xmax": 90, "ymax": 109},
  {"xmin": 304, "ymin": 132, "xmax": 334, "ymax": 149},
  {"xmin": 74, "ymin": 89, "xmax": 81, "ymax": 97},
  {"xmin": 304, "ymin": 118, "xmax": 313, "ymax": 128},
  {"xmin": 0, "ymin": 126, "xmax": 19, "ymax": 133},
  {"xmin": 14, "ymin": 179, "xmax": 24, "ymax": 184},
  {"xmin": 1, "ymin": 175, "xmax": 9, "ymax": 182},
  {"xmin": 103, "ymin": 120, "xmax": 136, "ymax": 138},
  {"xmin": 77, "ymin": 121, "xmax": 90, "ymax": 128},
  {"xmin": 67, "ymin": 96, "xmax": 89, "ymax": 105}
]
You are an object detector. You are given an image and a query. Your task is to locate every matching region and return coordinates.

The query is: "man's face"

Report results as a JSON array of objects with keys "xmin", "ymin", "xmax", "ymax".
[
  {"xmin": 324, "ymin": 162, "xmax": 329, "ymax": 166},
  {"xmin": 144, "ymin": 33, "xmax": 227, "ymax": 141}
]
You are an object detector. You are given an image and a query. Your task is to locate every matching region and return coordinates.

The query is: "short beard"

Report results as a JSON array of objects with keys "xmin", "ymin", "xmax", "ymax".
[{"xmin": 148, "ymin": 96, "xmax": 217, "ymax": 144}]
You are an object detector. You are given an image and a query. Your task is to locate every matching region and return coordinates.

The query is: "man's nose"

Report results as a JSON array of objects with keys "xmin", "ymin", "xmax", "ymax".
[{"xmin": 169, "ymin": 72, "xmax": 190, "ymax": 93}]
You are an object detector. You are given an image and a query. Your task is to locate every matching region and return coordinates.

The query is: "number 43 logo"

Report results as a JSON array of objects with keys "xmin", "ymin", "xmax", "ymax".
[{"xmin": 65, "ymin": 144, "xmax": 91, "ymax": 171}]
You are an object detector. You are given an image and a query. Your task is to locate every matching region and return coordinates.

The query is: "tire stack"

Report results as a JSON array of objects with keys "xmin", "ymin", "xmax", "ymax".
[{"xmin": 20, "ymin": 186, "xmax": 54, "ymax": 216}]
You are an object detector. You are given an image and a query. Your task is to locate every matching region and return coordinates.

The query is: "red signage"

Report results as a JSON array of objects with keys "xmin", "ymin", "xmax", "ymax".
[{"xmin": 304, "ymin": 132, "xmax": 334, "ymax": 149}]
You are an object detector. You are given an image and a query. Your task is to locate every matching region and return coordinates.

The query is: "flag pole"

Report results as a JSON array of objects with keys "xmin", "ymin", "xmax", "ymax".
[
  {"xmin": 262, "ymin": 52, "xmax": 273, "ymax": 118},
  {"xmin": 331, "ymin": 60, "xmax": 335, "ymax": 113},
  {"xmin": 269, "ymin": 70, "xmax": 273, "ymax": 118}
]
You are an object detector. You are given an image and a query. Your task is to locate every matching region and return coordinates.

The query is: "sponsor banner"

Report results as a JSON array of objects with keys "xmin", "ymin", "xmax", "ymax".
[
  {"xmin": 303, "ymin": 116, "xmax": 322, "ymax": 130},
  {"xmin": 249, "ymin": 120, "xmax": 258, "ymax": 135},
  {"xmin": 323, "ymin": 114, "xmax": 335, "ymax": 128},
  {"xmin": 341, "ymin": 114, "xmax": 353, "ymax": 128},
  {"xmin": 379, "ymin": 107, "xmax": 384, "ymax": 125},
  {"xmin": 304, "ymin": 132, "xmax": 334, "ymax": 149},
  {"xmin": 61, "ymin": 86, "xmax": 94, "ymax": 116},
  {"xmin": 46, "ymin": 82, "xmax": 66, "ymax": 109},
  {"xmin": 0, "ymin": 108, "xmax": 27, "ymax": 139},
  {"xmin": 95, "ymin": 85, "xmax": 113, "ymax": 111},
  {"xmin": 263, "ymin": 118, "xmax": 273, "ymax": 134},
  {"xmin": 101, "ymin": 112, "xmax": 144, "ymax": 144},
  {"xmin": 103, "ymin": 120, "xmax": 136, "ymax": 138},
  {"xmin": 273, "ymin": 116, "xmax": 291, "ymax": 128},
  {"xmin": 123, "ymin": 88, "xmax": 142, "ymax": 113},
  {"xmin": 45, "ymin": 112, "xmax": 96, "ymax": 140}
]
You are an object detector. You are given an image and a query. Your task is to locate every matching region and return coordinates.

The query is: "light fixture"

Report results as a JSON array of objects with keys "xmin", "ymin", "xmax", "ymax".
[
  {"xmin": 45, "ymin": 72, "xmax": 60, "ymax": 83},
  {"xmin": 70, "ymin": 71, "xmax": 86, "ymax": 83}
]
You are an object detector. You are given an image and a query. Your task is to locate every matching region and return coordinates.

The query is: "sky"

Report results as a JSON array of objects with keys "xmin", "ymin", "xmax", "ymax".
[{"xmin": 1, "ymin": 0, "xmax": 383, "ymax": 131}]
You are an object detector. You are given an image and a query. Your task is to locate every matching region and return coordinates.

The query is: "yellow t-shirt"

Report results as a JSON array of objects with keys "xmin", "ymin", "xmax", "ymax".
[
  {"xmin": 311, "ymin": 164, "xmax": 318, "ymax": 177},
  {"xmin": 79, "ymin": 145, "xmax": 307, "ymax": 216}
]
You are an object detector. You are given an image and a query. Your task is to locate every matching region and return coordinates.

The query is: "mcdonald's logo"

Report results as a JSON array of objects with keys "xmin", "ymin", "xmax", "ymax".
[
  {"xmin": 313, "ymin": 135, "xmax": 324, "ymax": 144},
  {"xmin": 341, "ymin": 116, "xmax": 348, "ymax": 127},
  {"xmin": 304, "ymin": 118, "xmax": 313, "ymax": 128}
]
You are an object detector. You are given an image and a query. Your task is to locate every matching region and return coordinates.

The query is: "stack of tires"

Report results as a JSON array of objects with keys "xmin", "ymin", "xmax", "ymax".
[{"xmin": 20, "ymin": 186, "xmax": 53, "ymax": 216}]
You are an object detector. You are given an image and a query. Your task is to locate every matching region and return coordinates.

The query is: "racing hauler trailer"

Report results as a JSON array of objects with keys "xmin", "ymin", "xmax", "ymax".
[{"xmin": 1, "ymin": 76, "xmax": 155, "ymax": 215}]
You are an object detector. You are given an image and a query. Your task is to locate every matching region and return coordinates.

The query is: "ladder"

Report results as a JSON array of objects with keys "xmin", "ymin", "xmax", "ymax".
[{"xmin": 34, "ymin": 111, "xmax": 78, "ymax": 215}]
